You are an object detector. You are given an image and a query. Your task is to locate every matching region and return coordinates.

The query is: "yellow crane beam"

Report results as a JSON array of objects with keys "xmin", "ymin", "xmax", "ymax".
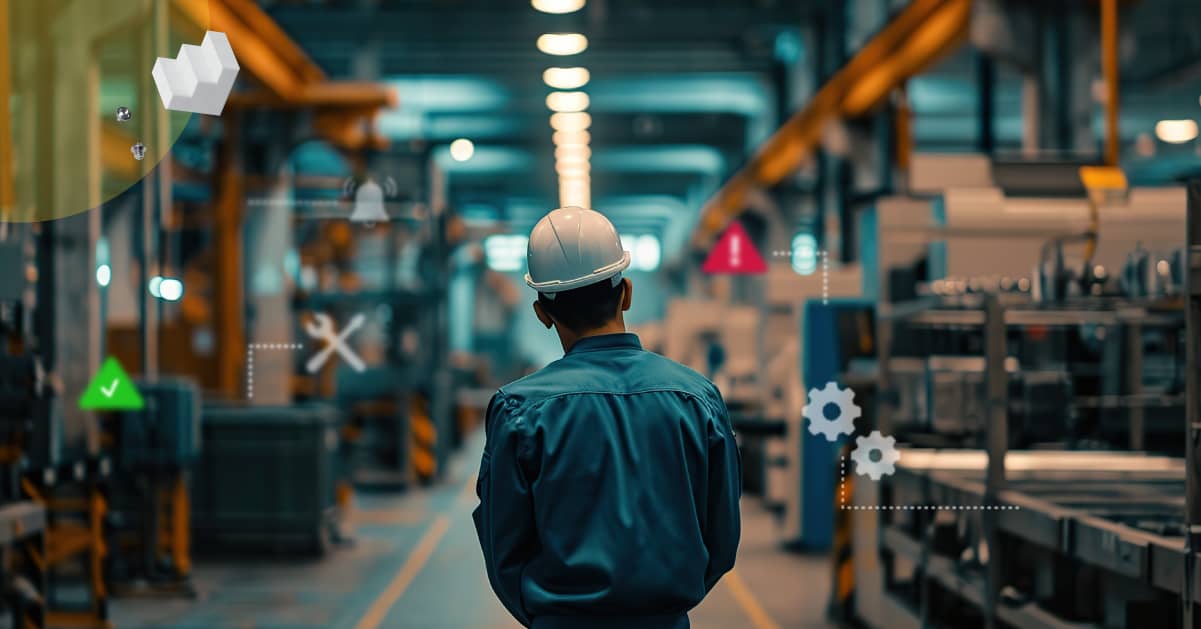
[
  {"xmin": 692, "ymin": 0, "xmax": 971, "ymax": 248},
  {"xmin": 173, "ymin": 0, "xmax": 396, "ymax": 116},
  {"xmin": 99, "ymin": 0, "xmax": 397, "ymax": 172}
]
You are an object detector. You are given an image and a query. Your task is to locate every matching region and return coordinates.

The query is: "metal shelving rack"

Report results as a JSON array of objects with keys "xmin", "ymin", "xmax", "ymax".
[
  {"xmin": 1183, "ymin": 180, "xmax": 1201, "ymax": 627},
  {"xmin": 860, "ymin": 191, "xmax": 1200, "ymax": 627}
]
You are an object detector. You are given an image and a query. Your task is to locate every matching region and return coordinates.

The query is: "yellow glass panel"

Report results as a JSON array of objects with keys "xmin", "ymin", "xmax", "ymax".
[{"xmin": 2, "ymin": 0, "xmax": 210, "ymax": 222}]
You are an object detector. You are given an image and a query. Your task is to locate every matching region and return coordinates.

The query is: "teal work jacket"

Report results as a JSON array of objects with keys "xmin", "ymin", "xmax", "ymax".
[{"xmin": 474, "ymin": 333, "xmax": 742, "ymax": 629}]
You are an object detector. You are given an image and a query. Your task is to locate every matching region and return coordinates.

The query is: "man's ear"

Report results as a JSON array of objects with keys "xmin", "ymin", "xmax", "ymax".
[
  {"xmin": 533, "ymin": 300, "xmax": 555, "ymax": 329},
  {"xmin": 620, "ymin": 278, "xmax": 633, "ymax": 312}
]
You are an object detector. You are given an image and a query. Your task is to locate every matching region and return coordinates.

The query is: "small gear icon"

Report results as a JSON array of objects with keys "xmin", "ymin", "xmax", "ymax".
[
  {"xmin": 802, "ymin": 381, "xmax": 860, "ymax": 441},
  {"xmin": 850, "ymin": 431, "xmax": 901, "ymax": 480}
]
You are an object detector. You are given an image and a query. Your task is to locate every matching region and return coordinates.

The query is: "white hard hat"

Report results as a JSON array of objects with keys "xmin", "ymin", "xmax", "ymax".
[{"xmin": 525, "ymin": 206, "xmax": 630, "ymax": 297}]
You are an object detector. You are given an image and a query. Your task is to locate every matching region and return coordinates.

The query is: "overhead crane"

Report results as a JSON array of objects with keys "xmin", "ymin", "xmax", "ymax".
[
  {"xmin": 691, "ymin": 0, "xmax": 970, "ymax": 249},
  {"xmin": 691, "ymin": 0, "xmax": 1129, "ymax": 253}
]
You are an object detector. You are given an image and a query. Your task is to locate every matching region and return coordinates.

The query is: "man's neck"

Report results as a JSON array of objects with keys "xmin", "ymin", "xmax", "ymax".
[{"xmin": 558, "ymin": 320, "xmax": 627, "ymax": 353}]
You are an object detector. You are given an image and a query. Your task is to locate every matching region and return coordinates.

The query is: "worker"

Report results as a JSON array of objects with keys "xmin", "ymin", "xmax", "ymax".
[{"xmin": 473, "ymin": 206, "xmax": 742, "ymax": 629}]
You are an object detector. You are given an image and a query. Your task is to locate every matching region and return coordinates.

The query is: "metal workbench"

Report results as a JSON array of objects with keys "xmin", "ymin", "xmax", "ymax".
[{"xmin": 867, "ymin": 450, "xmax": 1191, "ymax": 628}]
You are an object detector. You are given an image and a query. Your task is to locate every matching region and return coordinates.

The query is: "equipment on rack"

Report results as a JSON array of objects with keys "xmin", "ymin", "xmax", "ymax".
[
  {"xmin": 842, "ymin": 160, "xmax": 1195, "ymax": 628},
  {"xmin": 191, "ymin": 403, "xmax": 341, "ymax": 555},
  {"xmin": 105, "ymin": 378, "xmax": 200, "ymax": 595}
]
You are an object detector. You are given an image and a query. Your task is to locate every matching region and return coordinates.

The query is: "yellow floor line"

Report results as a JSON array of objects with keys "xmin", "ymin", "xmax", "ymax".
[
  {"xmin": 459, "ymin": 473, "xmax": 479, "ymax": 505},
  {"xmin": 723, "ymin": 568, "xmax": 782, "ymax": 629},
  {"xmin": 355, "ymin": 472, "xmax": 477, "ymax": 629},
  {"xmin": 355, "ymin": 514, "xmax": 452, "ymax": 629}
]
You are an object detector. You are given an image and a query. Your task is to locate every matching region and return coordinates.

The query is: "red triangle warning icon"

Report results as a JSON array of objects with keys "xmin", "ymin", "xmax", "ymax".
[{"xmin": 702, "ymin": 221, "xmax": 767, "ymax": 274}]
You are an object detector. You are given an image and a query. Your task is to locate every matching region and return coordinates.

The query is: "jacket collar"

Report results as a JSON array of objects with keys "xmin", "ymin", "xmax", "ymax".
[{"xmin": 567, "ymin": 333, "xmax": 642, "ymax": 354}]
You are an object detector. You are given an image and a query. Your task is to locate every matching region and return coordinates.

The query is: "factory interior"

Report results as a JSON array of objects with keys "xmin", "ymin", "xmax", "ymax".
[{"xmin": 5, "ymin": 0, "xmax": 1201, "ymax": 627}]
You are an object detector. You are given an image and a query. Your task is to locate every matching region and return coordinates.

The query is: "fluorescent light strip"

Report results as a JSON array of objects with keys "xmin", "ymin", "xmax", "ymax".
[
  {"xmin": 537, "ymin": 33, "xmax": 588, "ymax": 56},
  {"xmin": 532, "ymin": 0, "xmax": 585, "ymax": 15},
  {"xmin": 546, "ymin": 91, "xmax": 590, "ymax": 113},
  {"xmin": 543, "ymin": 67, "xmax": 590, "ymax": 89}
]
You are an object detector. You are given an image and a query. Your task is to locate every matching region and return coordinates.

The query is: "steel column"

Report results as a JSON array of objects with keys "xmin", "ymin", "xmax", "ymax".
[
  {"xmin": 213, "ymin": 114, "xmax": 245, "ymax": 398},
  {"xmin": 894, "ymin": 85, "xmax": 912, "ymax": 173},
  {"xmin": 1184, "ymin": 180, "xmax": 1201, "ymax": 628},
  {"xmin": 1127, "ymin": 323, "xmax": 1144, "ymax": 451},
  {"xmin": 976, "ymin": 51, "xmax": 995, "ymax": 154},
  {"xmin": 982, "ymin": 293, "xmax": 1007, "ymax": 629}
]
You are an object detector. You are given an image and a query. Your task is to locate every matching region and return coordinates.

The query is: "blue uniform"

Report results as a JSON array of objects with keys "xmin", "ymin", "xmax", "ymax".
[{"xmin": 473, "ymin": 333, "xmax": 741, "ymax": 629}]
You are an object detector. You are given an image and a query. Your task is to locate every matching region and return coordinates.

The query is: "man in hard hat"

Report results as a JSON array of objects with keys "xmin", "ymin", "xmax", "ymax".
[{"xmin": 473, "ymin": 206, "xmax": 741, "ymax": 629}]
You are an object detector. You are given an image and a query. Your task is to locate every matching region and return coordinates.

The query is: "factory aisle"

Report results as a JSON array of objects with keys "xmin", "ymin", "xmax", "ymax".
[{"xmin": 112, "ymin": 429, "xmax": 831, "ymax": 629}]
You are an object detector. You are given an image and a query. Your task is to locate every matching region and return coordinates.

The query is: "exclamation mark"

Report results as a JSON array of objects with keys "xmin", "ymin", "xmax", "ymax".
[{"xmin": 730, "ymin": 234, "xmax": 742, "ymax": 268}]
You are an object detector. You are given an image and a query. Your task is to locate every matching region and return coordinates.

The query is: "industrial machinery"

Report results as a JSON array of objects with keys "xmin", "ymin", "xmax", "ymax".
[
  {"xmin": 298, "ymin": 193, "xmax": 456, "ymax": 489},
  {"xmin": 192, "ymin": 403, "xmax": 341, "ymax": 555},
  {"xmin": 106, "ymin": 378, "xmax": 201, "ymax": 594},
  {"xmin": 859, "ymin": 290, "xmax": 1188, "ymax": 628},
  {"xmin": 0, "ymin": 308, "xmax": 50, "ymax": 628},
  {"xmin": 0, "ymin": 226, "xmax": 112, "ymax": 629},
  {"xmin": 845, "ymin": 158, "xmax": 1196, "ymax": 628}
]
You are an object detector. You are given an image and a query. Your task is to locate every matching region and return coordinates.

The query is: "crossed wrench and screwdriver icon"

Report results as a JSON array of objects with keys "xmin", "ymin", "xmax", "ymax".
[{"xmin": 304, "ymin": 312, "xmax": 366, "ymax": 373}]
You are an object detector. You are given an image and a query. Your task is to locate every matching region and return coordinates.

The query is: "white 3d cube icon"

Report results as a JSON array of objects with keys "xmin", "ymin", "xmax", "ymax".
[{"xmin": 152, "ymin": 31, "xmax": 240, "ymax": 116}]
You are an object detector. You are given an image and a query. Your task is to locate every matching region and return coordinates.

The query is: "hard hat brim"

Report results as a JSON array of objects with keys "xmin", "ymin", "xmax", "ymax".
[{"xmin": 525, "ymin": 250, "xmax": 631, "ymax": 294}]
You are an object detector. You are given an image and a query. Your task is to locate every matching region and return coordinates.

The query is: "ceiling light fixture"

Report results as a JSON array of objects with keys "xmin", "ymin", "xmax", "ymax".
[
  {"xmin": 96, "ymin": 264, "xmax": 112, "ymax": 288},
  {"xmin": 557, "ymin": 177, "xmax": 590, "ymax": 190},
  {"xmin": 1155, "ymin": 119, "xmax": 1199, "ymax": 144},
  {"xmin": 532, "ymin": 0, "xmax": 586, "ymax": 14},
  {"xmin": 557, "ymin": 163, "xmax": 589, "ymax": 175},
  {"xmin": 546, "ymin": 91, "xmax": 590, "ymax": 113},
  {"xmin": 537, "ymin": 33, "xmax": 588, "ymax": 56},
  {"xmin": 554, "ymin": 145, "xmax": 591, "ymax": 160},
  {"xmin": 543, "ymin": 67, "xmax": 590, "ymax": 89},
  {"xmin": 449, "ymin": 138, "xmax": 475, "ymax": 162},
  {"xmin": 556, "ymin": 162, "xmax": 591, "ymax": 176},
  {"xmin": 552, "ymin": 130, "xmax": 591, "ymax": 145},
  {"xmin": 550, "ymin": 112, "xmax": 591, "ymax": 131}
]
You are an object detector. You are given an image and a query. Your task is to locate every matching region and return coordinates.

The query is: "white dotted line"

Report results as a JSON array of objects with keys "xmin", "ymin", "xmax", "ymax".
[
  {"xmin": 842, "ymin": 505, "xmax": 1022, "ymax": 511},
  {"xmin": 839, "ymin": 454, "xmax": 847, "ymax": 508},
  {"xmin": 246, "ymin": 343, "xmax": 305, "ymax": 400},
  {"xmin": 821, "ymin": 250, "xmax": 829, "ymax": 305},
  {"xmin": 770, "ymin": 250, "xmax": 791, "ymax": 257},
  {"xmin": 246, "ymin": 346, "xmax": 253, "ymax": 400},
  {"xmin": 837, "ymin": 455, "xmax": 1020, "ymax": 511}
]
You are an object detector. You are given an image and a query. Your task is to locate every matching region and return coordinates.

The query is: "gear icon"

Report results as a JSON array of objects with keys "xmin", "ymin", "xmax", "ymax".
[
  {"xmin": 850, "ymin": 431, "xmax": 901, "ymax": 480},
  {"xmin": 802, "ymin": 381, "xmax": 860, "ymax": 441}
]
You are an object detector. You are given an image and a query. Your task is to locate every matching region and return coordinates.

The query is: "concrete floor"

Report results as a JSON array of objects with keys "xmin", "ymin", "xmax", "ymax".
[{"xmin": 112, "ymin": 430, "xmax": 834, "ymax": 628}]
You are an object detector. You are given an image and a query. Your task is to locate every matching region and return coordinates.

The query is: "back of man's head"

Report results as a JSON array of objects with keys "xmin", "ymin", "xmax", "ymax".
[{"xmin": 537, "ymin": 278, "xmax": 625, "ymax": 335}]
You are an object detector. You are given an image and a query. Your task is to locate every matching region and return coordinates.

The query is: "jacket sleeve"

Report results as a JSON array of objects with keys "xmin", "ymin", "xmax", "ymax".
[
  {"xmin": 472, "ymin": 393, "xmax": 539, "ymax": 627},
  {"xmin": 703, "ymin": 387, "xmax": 742, "ymax": 592}
]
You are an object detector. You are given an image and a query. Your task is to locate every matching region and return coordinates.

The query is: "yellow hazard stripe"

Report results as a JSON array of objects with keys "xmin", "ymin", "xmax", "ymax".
[
  {"xmin": 411, "ymin": 416, "xmax": 436, "ymax": 446},
  {"xmin": 411, "ymin": 448, "xmax": 436, "ymax": 477}
]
